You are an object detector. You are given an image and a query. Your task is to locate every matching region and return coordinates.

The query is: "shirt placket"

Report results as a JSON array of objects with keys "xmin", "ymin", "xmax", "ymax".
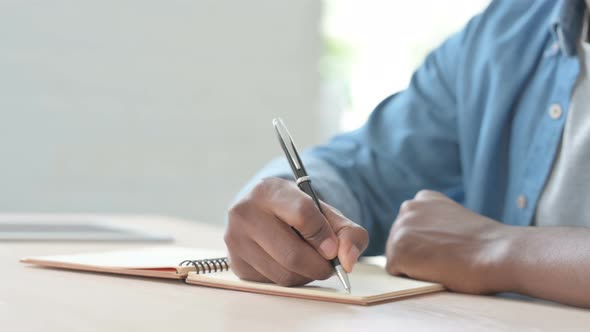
[{"xmin": 511, "ymin": 50, "xmax": 580, "ymax": 226}]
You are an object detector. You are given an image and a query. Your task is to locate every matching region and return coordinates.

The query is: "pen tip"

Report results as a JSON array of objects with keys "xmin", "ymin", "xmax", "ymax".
[{"xmin": 334, "ymin": 264, "xmax": 351, "ymax": 294}]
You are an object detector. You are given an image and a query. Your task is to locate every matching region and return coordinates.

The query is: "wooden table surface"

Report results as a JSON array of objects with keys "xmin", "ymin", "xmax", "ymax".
[{"xmin": 2, "ymin": 214, "xmax": 589, "ymax": 332}]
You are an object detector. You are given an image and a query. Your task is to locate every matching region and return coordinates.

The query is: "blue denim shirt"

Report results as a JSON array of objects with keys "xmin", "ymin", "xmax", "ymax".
[{"xmin": 240, "ymin": 0, "xmax": 586, "ymax": 255}]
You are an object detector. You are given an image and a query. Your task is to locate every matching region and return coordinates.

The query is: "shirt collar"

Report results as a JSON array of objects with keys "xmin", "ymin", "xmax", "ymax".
[{"xmin": 551, "ymin": 0, "xmax": 587, "ymax": 56}]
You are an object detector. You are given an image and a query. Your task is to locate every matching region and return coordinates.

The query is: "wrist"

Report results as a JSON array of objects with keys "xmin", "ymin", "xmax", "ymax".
[{"xmin": 475, "ymin": 223, "xmax": 523, "ymax": 294}]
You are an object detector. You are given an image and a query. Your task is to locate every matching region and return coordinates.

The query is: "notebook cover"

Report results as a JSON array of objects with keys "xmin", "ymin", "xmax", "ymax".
[{"xmin": 21, "ymin": 247, "xmax": 226, "ymax": 279}]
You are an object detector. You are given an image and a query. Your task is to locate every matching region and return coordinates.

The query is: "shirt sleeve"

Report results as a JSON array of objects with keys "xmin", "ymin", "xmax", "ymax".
[
  {"xmin": 234, "ymin": 15, "xmax": 480, "ymax": 255},
  {"xmin": 232, "ymin": 155, "xmax": 362, "ymax": 227}
]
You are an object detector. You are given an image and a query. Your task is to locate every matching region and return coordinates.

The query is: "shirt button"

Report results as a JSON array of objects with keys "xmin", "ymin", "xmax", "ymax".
[
  {"xmin": 516, "ymin": 195, "xmax": 527, "ymax": 209},
  {"xmin": 548, "ymin": 104, "xmax": 563, "ymax": 120}
]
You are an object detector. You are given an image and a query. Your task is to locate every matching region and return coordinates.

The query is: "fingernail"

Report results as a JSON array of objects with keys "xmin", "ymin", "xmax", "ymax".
[{"xmin": 319, "ymin": 238, "xmax": 337, "ymax": 257}]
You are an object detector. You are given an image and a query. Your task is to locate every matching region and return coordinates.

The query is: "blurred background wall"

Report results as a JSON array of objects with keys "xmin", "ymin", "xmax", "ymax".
[
  {"xmin": 0, "ymin": 0, "xmax": 322, "ymax": 224},
  {"xmin": 0, "ymin": 0, "xmax": 488, "ymax": 225}
]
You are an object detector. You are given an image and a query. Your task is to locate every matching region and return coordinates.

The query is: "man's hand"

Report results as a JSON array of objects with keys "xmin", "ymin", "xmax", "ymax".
[
  {"xmin": 225, "ymin": 177, "xmax": 369, "ymax": 287},
  {"xmin": 386, "ymin": 190, "xmax": 511, "ymax": 294}
]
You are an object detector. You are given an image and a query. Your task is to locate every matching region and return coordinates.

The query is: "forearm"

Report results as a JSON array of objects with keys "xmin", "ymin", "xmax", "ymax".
[{"xmin": 496, "ymin": 226, "xmax": 590, "ymax": 308}]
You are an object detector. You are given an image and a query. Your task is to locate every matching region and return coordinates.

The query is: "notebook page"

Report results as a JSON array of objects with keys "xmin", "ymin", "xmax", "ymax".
[
  {"xmin": 186, "ymin": 257, "xmax": 444, "ymax": 305},
  {"xmin": 22, "ymin": 247, "xmax": 226, "ymax": 270}
]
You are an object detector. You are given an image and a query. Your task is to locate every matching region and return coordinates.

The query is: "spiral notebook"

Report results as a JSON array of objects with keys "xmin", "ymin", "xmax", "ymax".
[{"xmin": 21, "ymin": 247, "xmax": 444, "ymax": 305}]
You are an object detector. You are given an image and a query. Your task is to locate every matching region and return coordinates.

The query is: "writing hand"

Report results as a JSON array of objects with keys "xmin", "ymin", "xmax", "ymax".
[{"xmin": 225, "ymin": 177, "xmax": 368, "ymax": 286}]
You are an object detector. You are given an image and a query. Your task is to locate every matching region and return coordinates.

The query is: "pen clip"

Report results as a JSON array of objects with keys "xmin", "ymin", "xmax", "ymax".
[{"xmin": 272, "ymin": 118, "xmax": 306, "ymax": 176}]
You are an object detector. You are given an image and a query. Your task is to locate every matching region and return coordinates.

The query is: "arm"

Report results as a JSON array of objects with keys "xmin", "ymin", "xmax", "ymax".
[
  {"xmin": 301, "ymin": 26, "xmax": 468, "ymax": 254},
  {"xmin": 225, "ymin": 11, "xmax": 486, "ymax": 285},
  {"xmin": 233, "ymin": 17, "xmax": 478, "ymax": 255},
  {"xmin": 500, "ymin": 226, "xmax": 590, "ymax": 308},
  {"xmin": 385, "ymin": 190, "xmax": 590, "ymax": 308}
]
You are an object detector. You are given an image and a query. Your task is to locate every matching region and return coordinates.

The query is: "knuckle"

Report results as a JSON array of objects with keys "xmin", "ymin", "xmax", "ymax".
[
  {"xmin": 293, "ymin": 198, "xmax": 317, "ymax": 228},
  {"xmin": 399, "ymin": 199, "xmax": 419, "ymax": 214},
  {"xmin": 250, "ymin": 179, "xmax": 273, "ymax": 201},
  {"xmin": 415, "ymin": 189, "xmax": 436, "ymax": 200},
  {"xmin": 399, "ymin": 199, "xmax": 430, "ymax": 218},
  {"xmin": 227, "ymin": 200, "xmax": 249, "ymax": 222}
]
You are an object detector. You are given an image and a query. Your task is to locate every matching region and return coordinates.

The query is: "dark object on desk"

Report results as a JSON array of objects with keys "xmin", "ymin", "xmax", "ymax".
[{"xmin": 0, "ymin": 221, "xmax": 174, "ymax": 242}]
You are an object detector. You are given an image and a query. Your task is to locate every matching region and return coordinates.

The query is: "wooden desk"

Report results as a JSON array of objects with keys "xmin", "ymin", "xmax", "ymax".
[{"xmin": 2, "ymin": 214, "xmax": 589, "ymax": 332}]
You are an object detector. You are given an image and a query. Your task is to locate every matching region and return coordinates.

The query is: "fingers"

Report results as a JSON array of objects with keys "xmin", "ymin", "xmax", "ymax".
[
  {"xmin": 226, "ymin": 178, "xmax": 336, "ymax": 285},
  {"xmin": 251, "ymin": 178, "xmax": 339, "ymax": 259},
  {"xmin": 226, "ymin": 213, "xmax": 314, "ymax": 286},
  {"xmin": 227, "ymin": 253, "xmax": 271, "ymax": 283},
  {"xmin": 385, "ymin": 225, "xmax": 408, "ymax": 276},
  {"xmin": 399, "ymin": 190, "xmax": 451, "ymax": 217},
  {"xmin": 236, "ymin": 240, "xmax": 312, "ymax": 286},
  {"xmin": 246, "ymin": 208, "xmax": 334, "ymax": 280},
  {"xmin": 226, "ymin": 177, "xmax": 370, "ymax": 286},
  {"xmin": 321, "ymin": 203, "xmax": 369, "ymax": 272},
  {"xmin": 229, "ymin": 245, "xmax": 312, "ymax": 286},
  {"xmin": 387, "ymin": 189, "xmax": 450, "ymax": 277}
]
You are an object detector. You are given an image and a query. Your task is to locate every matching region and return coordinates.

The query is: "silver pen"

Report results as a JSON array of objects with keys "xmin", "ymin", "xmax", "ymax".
[{"xmin": 272, "ymin": 117, "xmax": 351, "ymax": 293}]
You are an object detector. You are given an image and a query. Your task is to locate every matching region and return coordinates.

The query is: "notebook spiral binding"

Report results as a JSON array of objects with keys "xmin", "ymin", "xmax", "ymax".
[{"xmin": 179, "ymin": 257, "xmax": 230, "ymax": 274}]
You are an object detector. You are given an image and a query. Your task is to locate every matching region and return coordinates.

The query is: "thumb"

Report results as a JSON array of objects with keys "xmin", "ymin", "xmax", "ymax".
[
  {"xmin": 321, "ymin": 203, "xmax": 369, "ymax": 272},
  {"xmin": 283, "ymin": 196, "xmax": 340, "ymax": 260},
  {"xmin": 257, "ymin": 178, "xmax": 341, "ymax": 260}
]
